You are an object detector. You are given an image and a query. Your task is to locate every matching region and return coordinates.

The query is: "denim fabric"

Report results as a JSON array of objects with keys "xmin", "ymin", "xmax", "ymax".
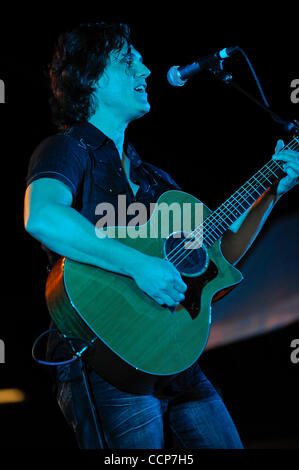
[{"xmin": 56, "ymin": 360, "xmax": 244, "ymax": 449}]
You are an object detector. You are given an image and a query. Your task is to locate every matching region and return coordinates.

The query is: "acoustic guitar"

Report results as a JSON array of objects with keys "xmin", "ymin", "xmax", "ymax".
[{"xmin": 45, "ymin": 137, "xmax": 297, "ymax": 393}]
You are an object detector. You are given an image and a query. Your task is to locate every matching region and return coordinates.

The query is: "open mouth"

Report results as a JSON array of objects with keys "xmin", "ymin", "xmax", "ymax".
[{"xmin": 134, "ymin": 84, "xmax": 147, "ymax": 94}]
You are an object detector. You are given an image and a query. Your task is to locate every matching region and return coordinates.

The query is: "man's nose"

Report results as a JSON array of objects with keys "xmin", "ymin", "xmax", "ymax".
[{"xmin": 136, "ymin": 63, "xmax": 151, "ymax": 79}]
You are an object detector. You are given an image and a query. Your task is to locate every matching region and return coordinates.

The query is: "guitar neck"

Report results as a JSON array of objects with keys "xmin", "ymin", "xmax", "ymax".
[{"xmin": 202, "ymin": 136, "xmax": 299, "ymax": 247}]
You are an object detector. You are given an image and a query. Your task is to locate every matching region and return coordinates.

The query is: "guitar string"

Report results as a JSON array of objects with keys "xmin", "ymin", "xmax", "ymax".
[
  {"xmin": 167, "ymin": 146, "xmax": 298, "ymax": 269},
  {"xmin": 146, "ymin": 136, "xmax": 298, "ymax": 265},
  {"xmin": 165, "ymin": 158, "xmax": 283, "ymax": 267},
  {"xmin": 167, "ymin": 168, "xmax": 281, "ymax": 269},
  {"xmin": 167, "ymin": 137, "xmax": 299, "ymax": 268},
  {"xmin": 201, "ymin": 157, "xmax": 287, "ymax": 240},
  {"xmin": 171, "ymin": 136, "xmax": 299, "ymax": 255},
  {"xmin": 201, "ymin": 137, "xmax": 299, "ymax": 242},
  {"xmin": 165, "ymin": 158, "xmax": 279, "ymax": 263},
  {"xmin": 165, "ymin": 137, "xmax": 299, "ymax": 268}
]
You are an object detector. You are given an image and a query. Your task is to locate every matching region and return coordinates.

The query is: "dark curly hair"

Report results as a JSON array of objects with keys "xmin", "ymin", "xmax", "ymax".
[{"xmin": 48, "ymin": 22, "xmax": 131, "ymax": 129}]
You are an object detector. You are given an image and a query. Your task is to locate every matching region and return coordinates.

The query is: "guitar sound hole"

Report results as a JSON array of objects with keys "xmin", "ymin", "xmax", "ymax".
[{"xmin": 164, "ymin": 231, "xmax": 209, "ymax": 277}]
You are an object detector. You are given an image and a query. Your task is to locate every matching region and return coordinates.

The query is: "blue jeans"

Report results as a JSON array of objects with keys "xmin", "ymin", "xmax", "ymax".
[{"xmin": 56, "ymin": 360, "xmax": 244, "ymax": 449}]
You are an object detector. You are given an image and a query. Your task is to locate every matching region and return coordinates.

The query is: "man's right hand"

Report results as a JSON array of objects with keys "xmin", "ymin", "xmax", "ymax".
[
  {"xmin": 25, "ymin": 179, "xmax": 187, "ymax": 307},
  {"xmin": 132, "ymin": 254, "xmax": 187, "ymax": 308}
]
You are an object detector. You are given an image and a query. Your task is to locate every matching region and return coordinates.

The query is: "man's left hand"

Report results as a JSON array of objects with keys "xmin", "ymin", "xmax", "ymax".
[{"xmin": 272, "ymin": 139, "xmax": 299, "ymax": 196}]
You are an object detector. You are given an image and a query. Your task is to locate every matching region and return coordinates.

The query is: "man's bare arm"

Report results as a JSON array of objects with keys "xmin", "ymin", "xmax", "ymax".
[
  {"xmin": 221, "ymin": 189, "xmax": 278, "ymax": 265},
  {"xmin": 24, "ymin": 178, "xmax": 187, "ymax": 307},
  {"xmin": 221, "ymin": 140, "xmax": 299, "ymax": 265}
]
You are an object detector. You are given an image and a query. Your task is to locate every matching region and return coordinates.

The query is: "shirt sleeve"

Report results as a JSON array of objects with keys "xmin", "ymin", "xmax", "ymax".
[{"xmin": 26, "ymin": 134, "xmax": 88, "ymax": 198}]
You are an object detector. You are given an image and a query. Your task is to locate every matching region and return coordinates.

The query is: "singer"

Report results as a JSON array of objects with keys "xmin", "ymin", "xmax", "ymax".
[{"xmin": 24, "ymin": 22, "xmax": 299, "ymax": 449}]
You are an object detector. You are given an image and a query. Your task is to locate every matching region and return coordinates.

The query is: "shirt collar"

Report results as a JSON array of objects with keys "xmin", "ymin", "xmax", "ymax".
[
  {"xmin": 125, "ymin": 142, "xmax": 142, "ymax": 168},
  {"xmin": 71, "ymin": 121, "xmax": 108, "ymax": 149},
  {"xmin": 71, "ymin": 121, "xmax": 142, "ymax": 168}
]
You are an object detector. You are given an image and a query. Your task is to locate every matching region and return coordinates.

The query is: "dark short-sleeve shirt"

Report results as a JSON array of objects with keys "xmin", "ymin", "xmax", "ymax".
[
  {"xmin": 26, "ymin": 121, "xmax": 216, "ymax": 399},
  {"xmin": 26, "ymin": 121, "xmax": 181, "ymax": 267},
  {"xmin": 26, "ymin": 122, "xmax": 183, "ymax": 361}
]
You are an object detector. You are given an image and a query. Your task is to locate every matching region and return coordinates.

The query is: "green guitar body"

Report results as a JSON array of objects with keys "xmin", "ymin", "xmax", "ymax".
[{"xmin": 45, "ymin": 190, "xmax": 243, "ymax": 394}]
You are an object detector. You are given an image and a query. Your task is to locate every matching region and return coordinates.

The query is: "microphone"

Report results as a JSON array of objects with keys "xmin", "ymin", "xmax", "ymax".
[{"xmin": 167, "ymin": 47, "xmax": 239, "ymax": 86}]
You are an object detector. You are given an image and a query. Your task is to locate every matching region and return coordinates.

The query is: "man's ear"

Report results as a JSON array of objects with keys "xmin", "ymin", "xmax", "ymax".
[{"xmin": 94, "ymin": 71, "xmax": 109, "ymax": 90}]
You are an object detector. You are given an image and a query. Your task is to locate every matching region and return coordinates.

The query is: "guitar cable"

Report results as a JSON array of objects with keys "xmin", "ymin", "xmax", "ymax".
[
  {"xmin": 31, "ymin": 328, "xmax": 98, "ymax": 366},
  {"xmin": 32, "ymin": 328, "xmax": 108, "ymax": 448}
]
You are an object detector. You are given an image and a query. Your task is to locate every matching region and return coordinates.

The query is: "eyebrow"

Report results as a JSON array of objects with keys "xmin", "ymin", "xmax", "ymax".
[{"xmin": 123, "ymin": 45, "xmax": 144, "ymax": 63}]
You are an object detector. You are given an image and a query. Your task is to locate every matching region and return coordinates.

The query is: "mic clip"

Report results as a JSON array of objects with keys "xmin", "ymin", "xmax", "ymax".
[{"xmin": 209, "ymin": 61, "xmax": 233, "ymax": 83}]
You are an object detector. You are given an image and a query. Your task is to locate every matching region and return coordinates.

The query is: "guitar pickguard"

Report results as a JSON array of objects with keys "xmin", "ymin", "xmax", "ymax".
[
  {"xmin": 181, "ymin": 259, "xmax": 218, "ymax": 319},
  {"xmin": 164, "ymin": 231, "xmax": 219, "ymax": 319}
]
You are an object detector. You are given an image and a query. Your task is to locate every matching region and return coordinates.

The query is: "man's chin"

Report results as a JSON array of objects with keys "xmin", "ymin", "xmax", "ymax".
[
  {"xmin": 141, "ymin": 101, "xmax": 151, "ymax": 115},
  {"xmin": 131, "ymin": 103, "xmax": 151, "ymax": 121}
]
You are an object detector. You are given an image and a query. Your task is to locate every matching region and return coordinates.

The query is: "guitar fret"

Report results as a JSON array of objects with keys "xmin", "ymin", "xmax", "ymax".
[
  {"xmin": 252, "ymin": 174, "xmax": 267, "ymax": 191},
  {"xmin": 219, "ymin": 201, "xmax": 235, "ymax": 225},
  {"xmin": 235, "ymin": 188, "xmax": 252, "ymax": 207},
  {"xmin": 197, "ymin": 136, "xmax": 298, "ymax": 247},
  {"xmin": 265, "ymin": 163, "xmax": 280, "ymax": 178},
  {"xmin": 240, "ymin": 186, "xmax": 256, "ymax": 205},
  {"xmin": 211, "ymin": 219, "xmax": 225, "ymax": 235},
  {"xmin": 258, "ymin": 169, "xmax": 272, "ymax": 184},
  {"xmin": 205, "ymin": 220, "xmax": 222, "ymax": 238},
  {"xmin": 239, "ymin": 183, "xmax": 255, "ymax": 208},
  {"xmin": 245, "ymin": 179, "xmax": 261, "ymax": 198},
  {"xmin": 227, "ymin": 189, "xmax": 253, "ymax": 216},
  {"xmin": 215, "ymin": 203, "xmax": 235, "ymax": 223},
  {"xmin": 201, "ymin": 225, "xmax": 216, "ymax": 245},
  {"xmin": 203, "ymin": 217, "xmax": 223, "ymax": 240},
  {"xmin": 228, "ymin": 195, "xmax": 244, "ymax": 214}
]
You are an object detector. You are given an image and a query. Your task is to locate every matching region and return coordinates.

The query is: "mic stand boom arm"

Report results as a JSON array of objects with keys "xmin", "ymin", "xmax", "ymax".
[{"xmin": 210, "ymin": 65, "xmax": 299, "ymax": 136}]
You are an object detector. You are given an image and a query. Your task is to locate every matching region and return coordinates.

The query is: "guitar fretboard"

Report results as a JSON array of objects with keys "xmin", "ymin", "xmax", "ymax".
[{"xmin": 201, "ymin": 136, "xmax": 299, "ymax": 247}]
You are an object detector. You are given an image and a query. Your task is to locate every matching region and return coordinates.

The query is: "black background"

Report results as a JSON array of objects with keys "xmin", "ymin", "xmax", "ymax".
[{"xmin": 0, "ymin": 4, "xmax": 298, "ymax": 449}]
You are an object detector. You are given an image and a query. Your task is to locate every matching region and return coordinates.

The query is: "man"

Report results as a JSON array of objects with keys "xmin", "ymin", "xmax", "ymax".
[{"xmin": 24, "ymin": 22, "xmax": 299, "ymax": 449}]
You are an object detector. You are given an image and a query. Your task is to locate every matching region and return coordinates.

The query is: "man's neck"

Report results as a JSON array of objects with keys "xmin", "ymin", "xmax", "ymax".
[{"xmin": 88, "ymin": 112, "xmax": 128, "ymax": 159}]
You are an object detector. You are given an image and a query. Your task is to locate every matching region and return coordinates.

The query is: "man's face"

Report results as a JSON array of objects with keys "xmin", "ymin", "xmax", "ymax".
[{"xmin": 94, "ymin": 43, "xmax": 151, "ymax": 123}]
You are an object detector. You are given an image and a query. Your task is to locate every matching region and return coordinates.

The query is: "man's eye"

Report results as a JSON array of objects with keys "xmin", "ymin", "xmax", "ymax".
[{"xmin": 125, "ymin": 55, "xmax": 133, "ymax": 66}]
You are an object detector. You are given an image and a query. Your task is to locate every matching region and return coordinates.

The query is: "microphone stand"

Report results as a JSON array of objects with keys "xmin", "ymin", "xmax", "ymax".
[{"xmin": 209, "ymin": 64, "xmax": 299, "ymax": 136}]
